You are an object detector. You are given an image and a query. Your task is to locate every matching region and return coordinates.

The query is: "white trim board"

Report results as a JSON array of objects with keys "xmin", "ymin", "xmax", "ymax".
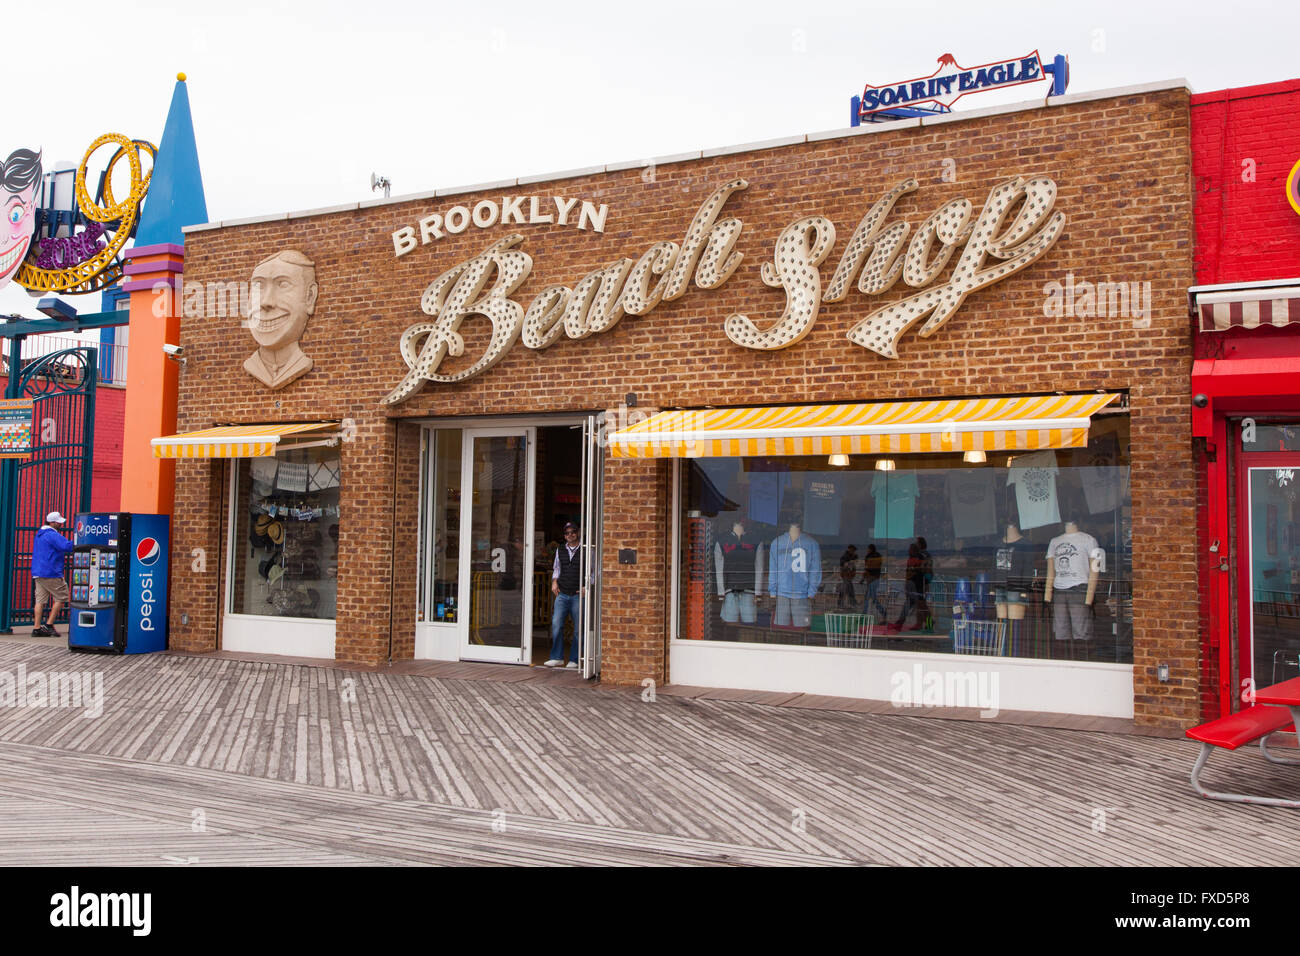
[
  {"xmin": 669, "ymin": 640, "xmax": 1135, "ymax": 719},
  {"xmin": 223, "ymin": 614, "xmax": 336, "ymax": 659}
]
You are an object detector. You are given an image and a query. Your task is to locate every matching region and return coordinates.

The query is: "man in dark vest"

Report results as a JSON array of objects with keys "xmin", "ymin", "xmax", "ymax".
[{"xmin": 547, "ymin": 521, "xmax": 585, "ymax": 668}]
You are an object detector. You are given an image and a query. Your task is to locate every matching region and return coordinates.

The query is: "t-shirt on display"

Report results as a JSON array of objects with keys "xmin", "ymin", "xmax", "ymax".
[
  {"xmin": 995, "ymin": 538, "xmax": 1036, "ymax": 586},
  {"xmin": 1008, "ymin": 450, "xmax": 1060, "ymax": 530},
  {"xmin": 946, "ymin": 468, "xmax": 997, "ymax": 539},
  {"xmin": 872, "ymin": 471, "xmax": 919, "ymax": 539},
  {"xmin": 1047, "ymin": 530, "xmax": 1104, "ymax": 590},
  {"xmin": 804, "ymin": 477, "xmax": 842, "ymax": 536},
  {"xmin": 1073, "ymin": 433, "xmax": 1126, "ymax": 514}
]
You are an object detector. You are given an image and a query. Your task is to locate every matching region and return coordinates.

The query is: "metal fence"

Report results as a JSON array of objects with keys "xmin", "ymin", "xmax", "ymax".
[{"xmin": 18, "ymin": 335, "xmax": 126, "ymax": 387}]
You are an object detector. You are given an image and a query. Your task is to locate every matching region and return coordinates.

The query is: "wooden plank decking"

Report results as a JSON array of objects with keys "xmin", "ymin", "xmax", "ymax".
[{"xmin": 0, "ymin": 638, "xmax": 1296, "ymax": 865}]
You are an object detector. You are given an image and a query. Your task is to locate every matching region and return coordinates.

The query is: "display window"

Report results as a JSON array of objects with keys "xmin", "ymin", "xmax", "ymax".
[
  {"xmin": 420, "ymin": 429, "xmax": 462, "ymax": 623},
  {"xmin": 677, "ymin": 415, "xmax": 1132, "ymax": 662},
  {"xmin": 229, "ymin": 447, "xmax": 340, "ymax": 620}
]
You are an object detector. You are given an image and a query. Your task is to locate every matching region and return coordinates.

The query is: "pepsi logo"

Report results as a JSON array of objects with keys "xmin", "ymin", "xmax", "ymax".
[
  {"xmin": 136, "ymin": 537, "xmax": 161, "ymax": 566},
  {"xmin": 76, "ymin": 520, "xmax": 83, "ymax": 534}
]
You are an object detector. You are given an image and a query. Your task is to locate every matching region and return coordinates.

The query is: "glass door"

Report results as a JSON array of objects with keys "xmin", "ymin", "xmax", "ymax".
[
  {"xmin": 1241, "ymin": 454, "xmax": 1300, "ymax": 691},
  {"xmin": 459, "ymin": 427, "xmax": 535, "ymax": 663}
]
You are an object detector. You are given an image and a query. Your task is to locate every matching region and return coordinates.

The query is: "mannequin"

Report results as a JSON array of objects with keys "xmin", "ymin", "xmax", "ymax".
[
  {"xmin": 769, "ymin": 521, "xmax": 821, "ymax": 629},
  {"xmin": 1044, "ymin": 519, "xmax": 1104, "ymax": 641},
  {"xmin": 994, "ymin": 523, "xmax": 1033, "ymax": 621},
  {"xmin": 715, "ymin": 520, "xmax": 764, "ymax": 624}
]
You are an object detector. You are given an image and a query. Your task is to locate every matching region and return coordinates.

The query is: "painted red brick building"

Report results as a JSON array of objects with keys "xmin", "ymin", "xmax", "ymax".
[
  {"xmin": 1190, "ymin": 78, "xmax": 1300, "ymax": 717},
  {"xmin": 163, "ymin": 80, "xmax": 1198, "ymax": 730}
]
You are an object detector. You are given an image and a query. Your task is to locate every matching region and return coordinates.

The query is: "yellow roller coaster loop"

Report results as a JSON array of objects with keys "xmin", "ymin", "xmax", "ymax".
[{"xmin": 13, "ymin": 133, "xmax": 156, "ymax": 296}]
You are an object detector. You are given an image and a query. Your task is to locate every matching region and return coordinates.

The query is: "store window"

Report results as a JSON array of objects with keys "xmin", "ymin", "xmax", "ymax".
[
  {"xmin": 424, "ymin": 430, "xmax": 462, "ymax": 623},
  {"xmin": 1242, "ymin": 422, "xmax": 1300, "ymax": 453},
  {"xmin": 230, "ymin": 447, "xmax": 340, "ymax": 620},
  {"xmin": 677, "ymin": 415, "xmax": 1132, "ymax": 663}
]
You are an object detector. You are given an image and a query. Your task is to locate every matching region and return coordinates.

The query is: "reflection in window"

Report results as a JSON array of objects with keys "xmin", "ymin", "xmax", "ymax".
[
  {"xmin": 679, "ymin": 415, "xmax": 1132, "ymax": 663},
  {"xmin": 1242, "ymin": 423, "xmax": 1300, "ymax": 453},
  {"xmin": 231, "ymin": 447, "xmax": 340, "ymax": 620},
  {"xmin": 428, "ymin": 430, "xmax": 462, "ymax": 622}
]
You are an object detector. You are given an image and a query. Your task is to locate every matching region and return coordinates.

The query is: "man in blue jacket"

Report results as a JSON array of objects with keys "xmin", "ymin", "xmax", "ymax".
[{"xmin": 32, "ymin": 511, "xmax": 74, "ymax": 636}]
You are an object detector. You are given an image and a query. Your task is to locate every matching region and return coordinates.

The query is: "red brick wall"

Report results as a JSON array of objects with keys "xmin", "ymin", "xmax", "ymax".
[
  {"xmin": 1192, "ymin": 78, "xmax": 1300, "ymax": 285},
  {"xmin": 1190, "ymin": 79, "xmax": 1300, "ymax": 718},
  {"xmin": 391, "ymin": 421, "xmax": 420, "ymax": 661},
  {"xmin": 177, "ymin": 87, "xmax": 1197, "ymax": 727},
  {"xmin": 91, "ymin": 385, "xmax": 125, "ymax": 512}
]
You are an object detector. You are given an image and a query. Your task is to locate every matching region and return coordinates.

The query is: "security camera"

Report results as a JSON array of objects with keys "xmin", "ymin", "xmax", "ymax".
[
  {"xmin": 1192, "ymin": 393, "xmax": 1208, "ymax": 409},
  {"xmin": 163, "ymin": 343, "xmax": 186, "ymax": 365}
]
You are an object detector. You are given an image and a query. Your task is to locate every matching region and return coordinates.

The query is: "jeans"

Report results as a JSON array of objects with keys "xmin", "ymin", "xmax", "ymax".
[
  {"xmin": 895, "ymin": 580, "xmax": 929, "ymax": 628},
  {"xmin": 863, "ymin": 577, "xmax": 887, "ymax": 619},
  {"xmin": 550, "ymin": 591, "xmax": 581, "ymax": 663}
]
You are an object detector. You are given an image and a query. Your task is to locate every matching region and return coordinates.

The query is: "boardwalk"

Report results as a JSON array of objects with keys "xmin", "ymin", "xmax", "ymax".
[{"xmin": 0, "ymin": 638, "xmax": 1297, "ymax": 865}]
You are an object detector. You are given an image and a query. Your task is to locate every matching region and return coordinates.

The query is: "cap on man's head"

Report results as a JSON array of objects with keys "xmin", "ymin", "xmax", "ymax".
[
  {"xmin": 563, "ymin": 522, "xmax": 579, "ymax": 531},
  {"xmin": 45, "ymin": 512, "xmax": 66, "ymax": 524}
]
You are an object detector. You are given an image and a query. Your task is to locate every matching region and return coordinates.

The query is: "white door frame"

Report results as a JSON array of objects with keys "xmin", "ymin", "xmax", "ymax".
[
  {"xmin": 458, "ymin": 426, "xmax": 536, "ymax": 664},
  {"xmin": 580, "ymin": 413, "xmax": 604, "ymax": 678}
]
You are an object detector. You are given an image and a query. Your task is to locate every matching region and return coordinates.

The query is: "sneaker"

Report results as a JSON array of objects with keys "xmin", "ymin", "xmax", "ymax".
[
  {"xmin": 565, "ymin": 662, "xmax": 578, "ymax": 669},
  {"xmin": 31, "ymin": 625, "xmax": 50, "ymax": 636},
  {"xmin": 543, "ymin": 659, "xmax": 563, "ymax": 667}
]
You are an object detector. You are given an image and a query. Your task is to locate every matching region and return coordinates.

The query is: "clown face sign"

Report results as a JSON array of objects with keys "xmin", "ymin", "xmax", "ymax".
[{"xmin": 0, "ymin": 148, "xmax": 41, "ymax": 291}]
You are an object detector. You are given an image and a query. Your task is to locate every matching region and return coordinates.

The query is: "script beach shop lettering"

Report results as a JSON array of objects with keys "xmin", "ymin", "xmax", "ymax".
[{"xmin": 382, "ymin": 175, "xmax": 1065, "ymax": 402}]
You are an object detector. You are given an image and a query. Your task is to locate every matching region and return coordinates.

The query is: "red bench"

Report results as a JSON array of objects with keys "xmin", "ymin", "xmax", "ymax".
[{"xmin": 1186, "ymin": 706, "xmax": 1299, "ymax": 808}]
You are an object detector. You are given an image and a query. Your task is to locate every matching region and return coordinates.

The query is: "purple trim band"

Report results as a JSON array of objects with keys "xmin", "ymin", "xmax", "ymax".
[
  {"xmin": 121, "ymin": 275, "xmax": 182, "ymax": 293},
  {"xmin": 128, "ymin": 242, "xmax": 186, "ymax": 260},
  {"xmin": 124, "ymin": 259, "xmax": 183, "ymax": 276}
]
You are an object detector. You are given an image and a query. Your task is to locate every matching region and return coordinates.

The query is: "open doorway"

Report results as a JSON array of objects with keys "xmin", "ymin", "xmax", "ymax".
[
  {"xmin": 531, "ymin": 425, "xmax": 584, "ymax": 666},
  {"xmin": 417, "ymin": 416, "xmax": 601, "ymax": 674}
]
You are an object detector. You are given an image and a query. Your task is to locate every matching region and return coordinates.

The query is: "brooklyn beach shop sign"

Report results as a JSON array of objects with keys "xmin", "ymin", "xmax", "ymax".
[{"xmin": 383, "ymin": 175, "xmax": 1065, "ymax": 403}]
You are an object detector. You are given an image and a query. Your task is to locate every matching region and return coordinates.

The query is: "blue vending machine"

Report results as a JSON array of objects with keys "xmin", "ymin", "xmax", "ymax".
[{"xmin": 68, "ymin": 513, "xmax": 170, "ymax": 654}]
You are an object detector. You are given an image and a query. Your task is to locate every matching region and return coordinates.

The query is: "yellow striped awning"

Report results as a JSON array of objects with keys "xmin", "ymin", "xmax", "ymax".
[
  {"xmin": 152, "ymin": 423, "xmax": 341, "ymax": 459},
  {"xmin": 609, "ymin": 394, "xmax": 1120, "ymax": 459}
]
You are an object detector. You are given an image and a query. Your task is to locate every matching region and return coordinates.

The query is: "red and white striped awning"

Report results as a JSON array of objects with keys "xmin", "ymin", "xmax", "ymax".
[{"xmin": 1196, "ymin": 286, "xmax": 1300, "ymax": 332}]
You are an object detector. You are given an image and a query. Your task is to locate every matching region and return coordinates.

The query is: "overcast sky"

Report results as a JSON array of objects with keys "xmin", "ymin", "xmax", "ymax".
[{"xmin": 4, "ymin": 0, "xmax": 1298, "ymax": 320}]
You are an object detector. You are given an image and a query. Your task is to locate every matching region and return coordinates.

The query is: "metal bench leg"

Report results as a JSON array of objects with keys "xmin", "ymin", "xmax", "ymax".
[
  {"xmin": 1260, "ymin": 731, "xmax": 1300, "ymax": 766},
  {"xmin": 1191, "ymin": 742, "xmax": 1300, "ymax": 808}
]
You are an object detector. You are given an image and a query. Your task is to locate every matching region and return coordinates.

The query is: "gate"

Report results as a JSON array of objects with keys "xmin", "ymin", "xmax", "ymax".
[{"xmin": 0, "ymin": 346, "xmax": 97, "ymax": 631}]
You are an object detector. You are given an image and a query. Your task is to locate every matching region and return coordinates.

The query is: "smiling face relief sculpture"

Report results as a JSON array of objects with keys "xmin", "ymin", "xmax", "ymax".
[
  {"xmin": 0, "ymin": 148, "xmax": 42, "ymax": 291},
  {"xmin": 244, "ymin": 249, "xmax": 319, "ymax": 390}
]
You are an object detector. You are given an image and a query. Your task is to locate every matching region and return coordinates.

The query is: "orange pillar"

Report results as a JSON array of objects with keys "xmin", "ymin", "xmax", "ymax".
[{"xmin": 120, "ymin": 243, "xmax": 183, "ymax": 514}]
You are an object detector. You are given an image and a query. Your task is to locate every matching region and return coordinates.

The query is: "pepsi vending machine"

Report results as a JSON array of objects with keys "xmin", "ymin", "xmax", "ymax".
[{"xmin": 68, "ymin": 513, "xmax": 170, "ymax": 654}]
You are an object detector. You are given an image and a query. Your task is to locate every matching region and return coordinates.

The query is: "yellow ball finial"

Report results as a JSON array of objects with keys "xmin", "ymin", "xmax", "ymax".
[{"xmin": 177, "ymin": 72, "xmax": 187, "ymax": 82}]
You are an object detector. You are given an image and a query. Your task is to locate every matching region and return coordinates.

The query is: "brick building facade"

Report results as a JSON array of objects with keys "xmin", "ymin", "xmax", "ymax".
[
  {"xmin": 1190, "ymin": 79, "xmax": 1300, "ymax": 718},
  {"xmin": 167, "ymin": 81, "xmax": 1197, "ymax": 730}
]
